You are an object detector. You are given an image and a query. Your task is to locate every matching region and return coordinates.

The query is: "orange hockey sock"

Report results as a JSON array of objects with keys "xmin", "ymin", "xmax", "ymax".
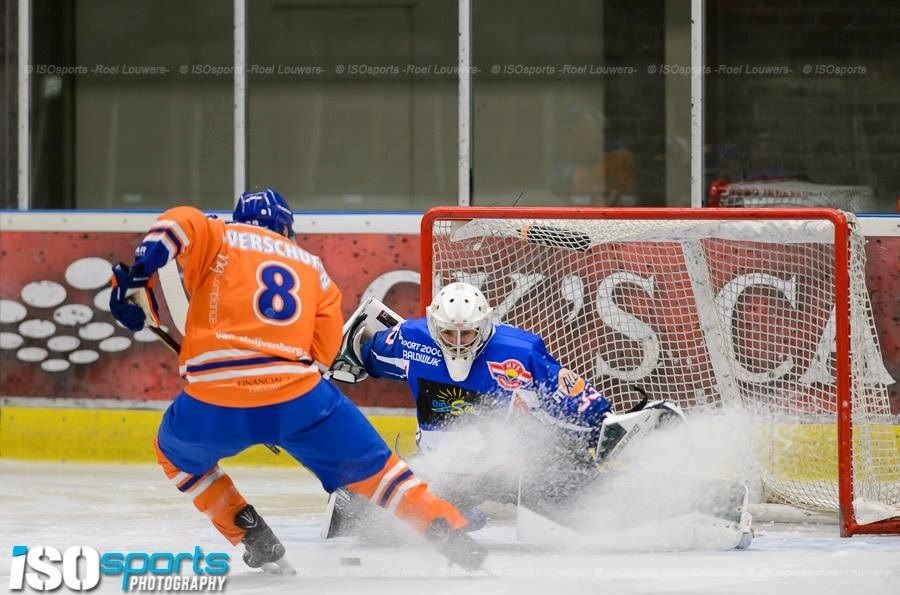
[
  {"xmin": 155, "ymin": 440, "xmax": 248, "ymax": 545},
  {"xmin": 346, "ymin": 453, "xmax": 467, "ymax": 534}
]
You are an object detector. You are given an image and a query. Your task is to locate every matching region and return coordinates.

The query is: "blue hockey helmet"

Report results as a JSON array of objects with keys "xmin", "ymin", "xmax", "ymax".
[{"xmin": 233, "ymin": 189, "xmax": 295, "ymax": 238}]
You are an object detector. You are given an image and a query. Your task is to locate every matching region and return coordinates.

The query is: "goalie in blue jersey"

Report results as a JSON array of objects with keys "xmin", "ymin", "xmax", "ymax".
[{"xmin": 321, "ymin": 282, "xmax": 688, "ymax": 539}]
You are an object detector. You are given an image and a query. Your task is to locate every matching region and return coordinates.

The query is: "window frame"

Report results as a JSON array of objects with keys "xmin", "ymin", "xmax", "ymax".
[{"xmin": 15, "ymin": 0, "xmax": 706, "ymax": 210}]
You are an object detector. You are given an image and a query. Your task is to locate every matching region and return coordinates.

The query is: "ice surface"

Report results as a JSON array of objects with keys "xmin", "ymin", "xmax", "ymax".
[{"xmin": 1, "ymin": 461, "xmax": 898, "ymax": 595}]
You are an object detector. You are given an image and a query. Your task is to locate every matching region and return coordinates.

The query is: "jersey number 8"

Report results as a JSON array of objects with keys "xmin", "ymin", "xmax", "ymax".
[{"xmin": 254, "ymin": 261, "xmax": 301, "ymax": 325}]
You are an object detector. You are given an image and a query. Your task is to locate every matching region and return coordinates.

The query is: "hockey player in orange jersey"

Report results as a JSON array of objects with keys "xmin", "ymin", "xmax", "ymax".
[{"xmin": 109, "ymin": 189, "xmax": 486, "ymax": 573}]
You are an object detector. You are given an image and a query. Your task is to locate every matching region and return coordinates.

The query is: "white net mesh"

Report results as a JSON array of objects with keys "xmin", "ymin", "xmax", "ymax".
[
  {"xmin": 428, "ymin": 212, "xmax": 899, "ymax": 521},
  {"xmin": 711, "ymin": 179, "xmax": 878, "ymax": 212}
]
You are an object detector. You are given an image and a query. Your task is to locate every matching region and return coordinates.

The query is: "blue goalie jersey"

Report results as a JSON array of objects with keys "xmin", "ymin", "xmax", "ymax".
[{"xmin": 360, "ymin": 318, "xmax": 611, "ymax": 436}]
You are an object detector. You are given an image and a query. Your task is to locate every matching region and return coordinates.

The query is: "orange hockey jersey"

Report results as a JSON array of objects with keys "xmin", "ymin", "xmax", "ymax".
[{"xmin": 141, "ymin": 206, "xmax": 343, "ymax": 407}]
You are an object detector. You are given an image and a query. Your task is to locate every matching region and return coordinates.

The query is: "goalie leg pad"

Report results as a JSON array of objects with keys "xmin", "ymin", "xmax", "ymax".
[
  {"xmin": 517, "ymin": 477, "xmax": 753, "ymax": 551},
  {"xmin": 320, "ymin": 487, "xmax": 372, "ymax": 539}
]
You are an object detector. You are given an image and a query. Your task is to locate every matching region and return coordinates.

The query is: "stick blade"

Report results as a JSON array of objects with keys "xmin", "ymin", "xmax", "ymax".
[{"xmin": 523, "ymin": 224, "xmax": 593, "ymax": 252}]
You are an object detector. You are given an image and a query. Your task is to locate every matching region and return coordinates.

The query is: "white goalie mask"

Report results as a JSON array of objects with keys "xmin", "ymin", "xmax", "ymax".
[{"xmin": 426, "ymin": 282, "xmax": 495, "ymax": 381}]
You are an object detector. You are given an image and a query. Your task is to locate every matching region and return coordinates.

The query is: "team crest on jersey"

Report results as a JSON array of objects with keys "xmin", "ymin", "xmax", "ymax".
[
  {"xmin": 487, "ymin": 359, "xmax": 533, "ymax": 390},
  {"xmin": 417, "ymin": 378, "xmax": 486, "ymax": 428},
  {"xmin": 430, "ymin": 385, "xmax": 476, "ymax": 416},
  {"xmin": 557, "ymin": 368, "xmax": 586, "ymax": 397}
]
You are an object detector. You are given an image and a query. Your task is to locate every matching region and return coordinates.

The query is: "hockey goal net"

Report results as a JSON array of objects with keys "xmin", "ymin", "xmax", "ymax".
[
  {"xmin": 708, "ymin": 179, "xmax": 879, "ymax": 212},
  {"xmin": 421, "ymin": 207, "xmax": 899, "ymax": 536}
]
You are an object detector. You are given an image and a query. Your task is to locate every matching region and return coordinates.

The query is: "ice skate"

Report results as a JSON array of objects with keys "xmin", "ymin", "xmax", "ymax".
[
  {"xmin": 234, "ymin": 505, "xmax": 296, "ymax": 575},
  {"xmin": 426, "ymin": 518, "xmax": 488, "ymax": 571}
]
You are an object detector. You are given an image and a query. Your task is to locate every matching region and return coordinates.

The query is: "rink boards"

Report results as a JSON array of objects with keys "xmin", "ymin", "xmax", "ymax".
[
  {"xmin": 0, "ymin": 212, "xmax": 897, "ymax": 478},
  {"xmin": 1, "ymin": 397, "xmax": 898, "ymax": 486}
]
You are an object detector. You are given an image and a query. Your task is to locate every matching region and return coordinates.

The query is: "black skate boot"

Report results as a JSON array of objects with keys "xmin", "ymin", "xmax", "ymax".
[
  {"xmin": 426, "ymin": 518, "xmax": 488, "ymax": 571},
  {"xmin": 460, "ymin": 507, "xmax": 487, "ymax": 533},
  {"xmin": 234, "ymin": 505, "xmax": 296, "ymax": 575}
]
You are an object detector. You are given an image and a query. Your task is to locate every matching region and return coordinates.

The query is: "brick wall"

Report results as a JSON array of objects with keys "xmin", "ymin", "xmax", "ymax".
[{"xmin": 707, "ymin": 0, "xmax": 900, "ymax": 212}]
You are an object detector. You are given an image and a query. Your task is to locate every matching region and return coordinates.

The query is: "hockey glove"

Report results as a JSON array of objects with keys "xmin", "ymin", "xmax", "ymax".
[
  {"xmin": 328, "ymin": 314, "xmax": 370, "ymax": 383},
  {"xmin": 110, "ymin": 262, "xmax": 161, "ymax": 332},
  {"xmin": 330, "ymin": 358, "xmax": 368, "ymax": 384},
  {"xmin": 594, "ymin": 398, "xmax": 685, "ymax": 463}
]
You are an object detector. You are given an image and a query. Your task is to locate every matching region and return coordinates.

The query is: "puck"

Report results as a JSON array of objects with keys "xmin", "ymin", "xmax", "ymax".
[{"xmin": 339, "ymin": 557, "xmax": 361, "ymax": 566}]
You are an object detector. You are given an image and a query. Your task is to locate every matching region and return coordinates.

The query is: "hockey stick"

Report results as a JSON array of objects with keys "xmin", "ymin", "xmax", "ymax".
[
  {"xmin": 521, "ymin": 223, "xmax": 592, "ymax": 252},
  {"xmin": 141, "ymin": 318, "xmax": 282, "ymax": 456},
  {"xmin": 145, "ymin": 263, "xmax": 285, "ymax": 454},
  {"xmin": 450, "ymin": 219, "xmax": 593, "ymax": 252},
  {"xmin": 146, "ymin": 325, "xmax": 181, "ymax": 354},
  {"xmin": 157, "ymin": 261, "xmax": 188, "ymax": 335}
]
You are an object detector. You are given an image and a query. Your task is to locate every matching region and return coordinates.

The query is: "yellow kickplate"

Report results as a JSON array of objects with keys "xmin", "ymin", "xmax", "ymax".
[{"xmin": 0, "ymin": 406, "xmax": 418, "ymax": 466}]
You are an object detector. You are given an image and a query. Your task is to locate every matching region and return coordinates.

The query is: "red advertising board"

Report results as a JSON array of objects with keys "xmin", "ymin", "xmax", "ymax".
[
  {"xmin": 0, "ymin": 229, "xmax": 421, "ymax": 408},
  {"xmin": 1, "ymin": 221, "xmax": 897, "ymax": 414}
]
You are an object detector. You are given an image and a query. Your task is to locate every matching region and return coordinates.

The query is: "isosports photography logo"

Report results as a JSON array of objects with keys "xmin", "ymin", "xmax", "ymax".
[{"xmin": 9, "ymin": 545, "xmax": 229, "ymax": 592}]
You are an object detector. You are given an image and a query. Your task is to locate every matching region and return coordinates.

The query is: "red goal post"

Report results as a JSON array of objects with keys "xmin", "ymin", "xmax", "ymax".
[{"xmin": 420, "ymin": 206, "xmax": 900, "ymax": 537}]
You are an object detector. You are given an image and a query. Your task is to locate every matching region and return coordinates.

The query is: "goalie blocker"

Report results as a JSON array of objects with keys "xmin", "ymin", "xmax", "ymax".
[{"xmin": 328, "ymin": 297, "xmax": 405, "ymax": 384}]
